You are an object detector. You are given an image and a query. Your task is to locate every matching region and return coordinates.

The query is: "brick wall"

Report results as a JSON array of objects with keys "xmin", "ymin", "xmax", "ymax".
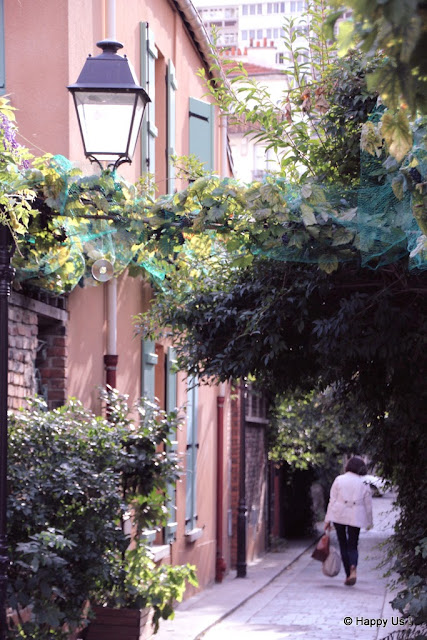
[
  {"xmin": 36, "ymin": 322, "xmax": 68, "ymax": 409},
  {"xmin": 8, "ymin": 303, "xmax": 38, "ymax": 409},
  {"xmin": 8, "ymin": 292, "xmax": 68, "ymax": 410}
]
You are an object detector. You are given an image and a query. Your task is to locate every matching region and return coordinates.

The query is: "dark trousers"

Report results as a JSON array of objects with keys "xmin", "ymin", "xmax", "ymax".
[{"xmin": 334, "ymin": 523, "xmax": 360, "ymax": 577}]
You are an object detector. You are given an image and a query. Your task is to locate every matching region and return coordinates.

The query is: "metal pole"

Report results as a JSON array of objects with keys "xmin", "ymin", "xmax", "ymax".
[
  {"xmin": 106, "ymin": 0, "xmax": 116, "ymax": 40},
  {"xmin": 0, "ymin": 225, "xmax": 14, "ymax": 640},
  {"xmin": 215, "ymin": 391, "xmax": 226, "ymax": 582},
  {"xmin": 236, "ymin": 380, "xmax": 247, "ymax": 578}
]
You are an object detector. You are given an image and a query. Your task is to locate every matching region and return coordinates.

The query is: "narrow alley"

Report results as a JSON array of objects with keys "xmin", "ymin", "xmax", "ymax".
[{"xmin": 156, "ymin": 493, "xmax": 413, "ymax": 640}]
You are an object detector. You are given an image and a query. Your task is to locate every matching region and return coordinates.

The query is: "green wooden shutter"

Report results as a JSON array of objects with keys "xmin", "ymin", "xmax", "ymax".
[
  {"xmin": 185, "ymin": 376, "xmax": 198, "ymax": 532},
  {"xmin": 0, "ymin": 1, "xmax": 5, "ymax": 91},
  {"xmin": 167, "ymin": 61, "xmax": 178, "ymax": 194},
  {"xmin": 165, "ymin": 347, "xmax": 178, "ymax": 543},
  {"xmin": 141, "ymin": 339, "xmax": 158, "ymax": 401},
  {"xmin": 140, "ymin": 339, "xmax": 158, "ymax": 545},
  {"xmin": 140, "ymin": 22, "xmax": 158, "ymax": 174},
  {"xmin": 189, "ymin": 98, "xmax": 214, "ymax": 171}
]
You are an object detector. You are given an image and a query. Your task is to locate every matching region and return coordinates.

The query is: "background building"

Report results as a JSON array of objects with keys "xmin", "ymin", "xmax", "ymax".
[
  {"xmin": 195, "ymin": 0, "xmax": 309, "ymax": 182},
  {"xmin": 196, "ymin": 0, "xmax": 307, "ymax": 58}
]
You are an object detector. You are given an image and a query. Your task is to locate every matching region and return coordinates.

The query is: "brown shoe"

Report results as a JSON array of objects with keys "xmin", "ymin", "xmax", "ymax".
[{"xmin": 345, "ymin": 565, "xmax": 357, "ymax": 586}]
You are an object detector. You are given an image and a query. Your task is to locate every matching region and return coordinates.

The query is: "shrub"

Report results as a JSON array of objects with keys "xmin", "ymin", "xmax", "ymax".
[{"xmin": 7, "ymin": 392, "xmax": 196, "ymax": 639}]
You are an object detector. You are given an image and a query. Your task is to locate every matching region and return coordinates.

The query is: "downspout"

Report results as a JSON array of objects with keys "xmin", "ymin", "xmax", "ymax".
[
  {"xmin": 216, "ymin": 117, "xmax": 228, "ymax": 582},
  {"xmin": 220, "ymin": 114, "xmax": 228, "ymax": 177},
  {"xmin": 236, "ymin": 380, "xmax": 247, "ymax": 578},
  {"xmin": 215, "ymin": 383, "xmax": 226, "ymax": 582},
  {"xmin": 105, "ymin": 0, "xmax": 116, "ymax": 41},
  {"xmin": 103, "ymin": 0, "xmax": 118, "ymax": 393},
  {"xmin": 104, "ymin": 278, "xmax": 118, "ymax": 390}
]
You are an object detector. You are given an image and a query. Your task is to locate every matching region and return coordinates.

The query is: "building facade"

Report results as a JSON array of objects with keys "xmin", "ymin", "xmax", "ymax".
[
  {"xmin": 4, "ymin": 0, "xmax": 271, "ymax": 604},
  {"xmin": 196, "ymin": 0, "xmax": 307, "ymax": 53}
]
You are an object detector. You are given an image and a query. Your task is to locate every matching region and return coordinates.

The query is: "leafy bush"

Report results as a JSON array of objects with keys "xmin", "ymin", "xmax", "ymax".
[{"xmin": 7, "ymin": 392, "xmax": 196, "ymax": 639}]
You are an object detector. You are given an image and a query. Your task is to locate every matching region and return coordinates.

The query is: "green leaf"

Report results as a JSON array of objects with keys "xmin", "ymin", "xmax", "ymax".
[
  {"xmin": 331, "ymin": 228, "xmax": 355, "ymax": 246},
  {"xmin": 391, "ymin": 174, "xmax": 406, "ymax": 200},
  {"xmin": 318, "ymin": 253, "xmax": 339, "ymax": 274},
  {"xmin": 381, "ymin": 110, "xmax": 413, "ymax": 163},
  {"xmin": 337, "ymin": 20, "xmax": 355, "ymax": 57},
  {"xmin": 300, "ymin": 203, "xmax": 317, "ymax": 226}
]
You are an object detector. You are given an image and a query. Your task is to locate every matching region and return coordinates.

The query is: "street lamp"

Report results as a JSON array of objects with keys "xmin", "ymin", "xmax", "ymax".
[
  {"xmin": 0, "ymin": 38, "xmax": 150, "ymax": 640},
  {"xmin": 68, "ymin": 39, "xmax": 150, "ymax": 170}
]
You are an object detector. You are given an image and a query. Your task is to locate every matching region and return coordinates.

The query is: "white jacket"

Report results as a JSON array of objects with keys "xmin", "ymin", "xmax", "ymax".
[{"xmin": 325, "ymin": 471, "xmax": 373, "ymax": 529}]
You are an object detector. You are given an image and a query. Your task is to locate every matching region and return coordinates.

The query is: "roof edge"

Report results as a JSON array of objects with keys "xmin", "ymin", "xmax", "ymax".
[{"xmin": 173, "ymin": 0, "xmax": 219, "ymax": 78}]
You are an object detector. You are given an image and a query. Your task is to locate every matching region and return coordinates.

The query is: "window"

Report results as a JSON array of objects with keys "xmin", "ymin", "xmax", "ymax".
[
  {"xmin": 280, "ymin": 2, "xmax": 285, "ymax": 11},
  {"xmin": 242, "ymin": 30, "xmax": 248, "ymax": 40},
  {"xmin": 141, "ymin": 341, "xmax": 179, "ymax": 544},
  {"xmin": 242, "ymin": 4, "xmax": 248, "ymax": 14},
  {"xmin": 189, "ymin": 97, "xmax": 214, "ymax": 171},
  {"xmin": 167, "ymin": 61, "xmax": 177, "ymax": 194},
  {"xmin": 250, "ymin": 4, "xmax": 256, "ymax": 14},
  {"xmin": 290, "ymin": 0, "xmax": 296, "ymax": 11},
  {"xmin": 273, "ymin": 28, "xmax": 280, "ymax": 38},
  {"xmin": 257, "ymin": 3, "xmax": 263, "ymax": 13},
  {"xmin": 267, "ymin": 3, "xmax": 272, "ymax": 13},
  {"xmin": 297, "ymin": 49, "xmax": 309, "ymax": 64},
  {"xmin": 140, "ymin": 23, "xmax": 158, "ymax": 174},
  {"xmin": 249, "ymin": 29, "xmax": 255, "ymax": 39},
  {"xmin": 266, "ymin": 28, "xmax": 272, "ymax": 39},
  {"xmin": 257, "ymin": 29, "xmax": 263, "ymax": 39},
  {"xmin": 165, "ymin": 347, "xmax": 178, "ymax": 543},
  {"xmin": 245, "ymin": 384, "xmax": 268, "ymax": 423}
]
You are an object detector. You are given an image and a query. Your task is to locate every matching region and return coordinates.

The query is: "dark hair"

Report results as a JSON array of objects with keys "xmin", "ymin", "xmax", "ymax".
[{"xmin": 345, "ymin": 456, "xmax": 368, "ymax": 476}]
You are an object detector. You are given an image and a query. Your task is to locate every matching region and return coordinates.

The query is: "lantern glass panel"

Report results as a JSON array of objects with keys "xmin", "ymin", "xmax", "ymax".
[
  {"xmin": 75, "ymin": 91, "xmax": 136, "ymax": 158},
  {"xmin": 127, "ymin": 94, "xmax": 146, "ymax": 159}
]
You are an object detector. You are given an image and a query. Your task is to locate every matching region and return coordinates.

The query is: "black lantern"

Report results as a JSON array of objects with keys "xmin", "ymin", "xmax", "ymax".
[{"xmin": 68, "ymin": 39, "xmax": 150, "ymax": 170}]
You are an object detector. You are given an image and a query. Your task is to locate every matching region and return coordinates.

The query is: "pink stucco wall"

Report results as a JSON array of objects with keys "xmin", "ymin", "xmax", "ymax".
[{"xmin": 5, "ymin": 0, "xmax": 233, "ymax": 593}]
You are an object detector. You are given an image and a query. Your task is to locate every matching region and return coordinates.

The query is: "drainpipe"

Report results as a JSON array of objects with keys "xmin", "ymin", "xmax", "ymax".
[
  {"xmin": 103, "ymin": 0, "xmax": 118, "ymax": 394},
  {"xmin": 236, "ymin": 380, "xmax": 247, "ymax": 578},
  {"xmin": 215, "ymin": 383, "xmax": 226, "ymax": 582},
  {"xmin": 104, "ymin": 278, "xmax": 118, "ymax": 390},
  {"xmin": 105, "ymin": 0, "xmax": 116, "ymax": 40},
  {"xmin": 220, "ymin": 113, "xmax": 228, "ymax": 178},
  {"xmin": 216, "ymin": 114, "xmax": 229, "ymax": 582}
]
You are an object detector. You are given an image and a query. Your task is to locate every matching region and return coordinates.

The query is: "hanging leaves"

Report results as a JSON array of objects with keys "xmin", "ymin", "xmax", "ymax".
[
  {"xmin": 314, "ymin": 87, "xmax": 329, "ymax": 114},
  {"xmin": 381, "ymin": 110, "xmax": 413, "ymax": 163}
]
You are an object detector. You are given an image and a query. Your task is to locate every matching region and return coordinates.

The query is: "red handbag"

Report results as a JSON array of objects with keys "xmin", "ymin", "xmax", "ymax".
[{"xmin": 311, "ymin": 533, "xmax": 330, "ymax": 562}]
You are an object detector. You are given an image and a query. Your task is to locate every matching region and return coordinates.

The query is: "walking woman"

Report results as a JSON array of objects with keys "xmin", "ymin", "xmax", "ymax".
[{"xmin": 324, "ymin": 456, "xmax": 373, "ymax": 586}]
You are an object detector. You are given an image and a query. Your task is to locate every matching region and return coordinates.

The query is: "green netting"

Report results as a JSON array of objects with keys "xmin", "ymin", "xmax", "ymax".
[{"xmin": 11, "ymin": 125, "xmax": 427, "ymax": 293}]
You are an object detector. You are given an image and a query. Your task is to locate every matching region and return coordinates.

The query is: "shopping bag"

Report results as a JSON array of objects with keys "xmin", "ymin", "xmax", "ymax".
[
  {"xmin": 311, "ymin": 533, "xmax": 330, "ymax": 562},
  {"xmin": 322, "ymin": 546, "xmax": 341, "ymax": 577}
]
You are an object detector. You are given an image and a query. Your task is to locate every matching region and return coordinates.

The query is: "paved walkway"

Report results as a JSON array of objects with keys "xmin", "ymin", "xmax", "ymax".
[{"xmin": 155, "ymin": 493, "xmax": 411, "ymax": 640}]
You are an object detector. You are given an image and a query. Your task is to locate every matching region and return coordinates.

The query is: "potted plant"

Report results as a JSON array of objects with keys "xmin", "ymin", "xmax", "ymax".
[{"xmin": 82, "ymin": 543, "xmax": 197, "ymax": 640}]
